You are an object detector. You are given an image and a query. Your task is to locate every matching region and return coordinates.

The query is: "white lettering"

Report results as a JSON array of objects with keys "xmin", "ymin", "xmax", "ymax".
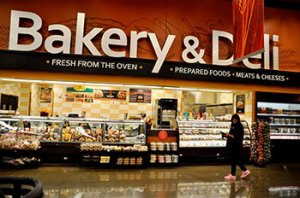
[
  {"xmin": 45, "ymin": 25, "xmax": 71, "ymax": 53},
  {"xmin": 78, "ymin": 60, "xmax": 99, "ymax": 68},
  {"xmin": 101, "ymin": 62, "xmax": 115, "ymax": 69},
  {"xmin": 8, "ymin": 10, "xmax": 281, "ymax": 72},
  {"xmin": 149, "ymin": 33, "xmax": 176, "ymax": 73},
  {"xmin": 9, "ymin": 10, "xmax": 42, "ymax": 51},
  {"xmin": 243, "ymin": 53, "xmax": 261, "ymax": 69},
  {"xmin": 273, "ymin": 35, "xmax": 279, "ymax": 70},
  {"xmin": 116, "ymin": 63, "xmax": 137, "ymax": 70},
  {"xmin": 130, "ymin": 31, "xmax": 148, "ymax": 58},
  {"xmin": 102, "ymin": 28, "xmax": 127, "ymax": 57},
  {"xmin": 75, "ymin": 12, "xmax": 102, "ymax": 55},
  {"xmin": 264, "ymin": 34, "xmax": 270, "ymax": 70},
  {"xmin": 51, "ymin": 59, "xmax": 76, "ymax": 67},
  {"xmin": 212, "ymin": 30, "xmax": 233, "ymax": 65}
]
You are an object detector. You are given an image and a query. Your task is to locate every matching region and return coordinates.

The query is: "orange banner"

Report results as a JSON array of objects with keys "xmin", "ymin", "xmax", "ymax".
[{"xmin": 232, "ymin": 0, "xmax": 265, "ymax": 63}]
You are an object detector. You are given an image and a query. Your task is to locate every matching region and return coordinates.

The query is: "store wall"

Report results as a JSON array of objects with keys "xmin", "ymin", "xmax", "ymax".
[
  {"xmin": 181, "ymin": 91, "xmax": 233, "ymax": 114},
  {"xmin": 25, "ymin": 84, "xmax": 183, "ymax": 120},
  {"xmin": 0, "ymin": 83, "xmax": 30, "ymax": 115},
  {"xmin": 30, "ymin": 84, "xmax": 39, "ymax": 116},
  {"xmin": 216, "ymin": 93, "xmax": 233, "ymax": 104}
]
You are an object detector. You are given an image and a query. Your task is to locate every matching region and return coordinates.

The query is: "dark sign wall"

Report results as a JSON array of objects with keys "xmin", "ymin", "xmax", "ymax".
[{"xmin": 0, "ymin": 50, "xmax": 299, "ymax": 87}]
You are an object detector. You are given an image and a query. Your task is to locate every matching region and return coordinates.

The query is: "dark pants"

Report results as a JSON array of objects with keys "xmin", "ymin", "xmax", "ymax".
[{"xmin": 229, "ymin": 148, "xmax": 247, "ymax": 176}]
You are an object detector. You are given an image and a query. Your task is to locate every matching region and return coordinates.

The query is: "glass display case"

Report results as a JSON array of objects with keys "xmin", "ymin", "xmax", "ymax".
[
  {"xmin": 62, "ymin": 118, "xmax": 105, "ymax": 142},
  {"xmin": 0, "ymin": 117, "xmax": 42, "ymax": 168},
  {"xmin": 0, "ymin": 117, "xmax": 19, "ymax": 135},
  {"xmin": 257, "ymin": 102, "xmax": 300, "ymax": 140},
  {"xmin": 79, "ymin": 120, "xmax": 147, "ymax": 168},
  {"xmin": 105, "ymin": 120, "xmax": 146, "ymax": 145},
  {"xmin": 0, "ymin": 117, "xmax": 146, "ymax": 144},
  {"xmin": 17, "ymin": 116, "xmax": 64, "ymax": 142},
  {"xmin": 178, "ymin": 120, "xmax": 251, "ymax": 148}
]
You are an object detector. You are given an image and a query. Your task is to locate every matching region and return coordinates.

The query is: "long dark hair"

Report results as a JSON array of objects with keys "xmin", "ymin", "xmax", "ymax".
[{"xmin": 231, "ymin": 113, "xmax": 241, "ymax": 126}]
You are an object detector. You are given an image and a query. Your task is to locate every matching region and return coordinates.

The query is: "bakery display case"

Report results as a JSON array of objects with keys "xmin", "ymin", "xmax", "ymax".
[
  {"xmin": 17, "ymin": 116, "xmax": 64, "ymax": 142},
  {"xmin": 0, "ymin": 117, "xmax": 42, "ymax": 168},
  {"xmin": 62, "ymin": 118, "xmax": 105, "ymax": 142},
  {"xmin": 257, "ymin": 102, "xmax": 300, "ymax": 140},
  {"xmin": 0, "ymin": 117, "xmax": 19, "ymax": 136},
  {"xmin": 178, "ymin": 120, "xmax": 251, "ymax": 148},
  {"xmin": 105, "ymin": 120, "xmax": 146, "ymax": 145},
  {"xmin": 79, "ymin": 120, "xmax": 148, "ymax": 168}
]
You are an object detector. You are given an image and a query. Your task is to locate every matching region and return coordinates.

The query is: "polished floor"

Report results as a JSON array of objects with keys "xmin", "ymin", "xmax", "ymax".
[{"xmin": 1, "ymin": 163, "xmax": 300, "ymax": 198}]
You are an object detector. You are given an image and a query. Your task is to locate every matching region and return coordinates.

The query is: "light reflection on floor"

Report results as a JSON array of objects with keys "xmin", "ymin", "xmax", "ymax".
[{"xmin": 0, "ymin": 163, "xmax": 299, "ymax": 198}]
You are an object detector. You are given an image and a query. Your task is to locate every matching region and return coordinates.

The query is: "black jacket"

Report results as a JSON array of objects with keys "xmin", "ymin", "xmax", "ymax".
[{"xmin": 226, "ymin": 122, "xmax": 244, "ymax": 150}]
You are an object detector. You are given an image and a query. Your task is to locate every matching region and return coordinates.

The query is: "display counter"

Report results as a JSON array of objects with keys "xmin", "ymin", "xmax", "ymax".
[
  {"xmin": 177, "ymin": 119, "xmax": 251, "ymax": 163},
  {"xmin": 0, "ymin": 116, "xmax": 147, "ymax": 165}
]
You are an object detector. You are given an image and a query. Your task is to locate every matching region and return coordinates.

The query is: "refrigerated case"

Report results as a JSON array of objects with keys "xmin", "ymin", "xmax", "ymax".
[
  {"xmin": 178, "ymin": 120, "xmax": 251, "ymax": 148},
  {"xmin": 177, "ymin": 119, "xmax": 251, "ymax": 162},
  {"xmin": 257, "ymin": 102, "xmax": 300, "ymax": 140}
]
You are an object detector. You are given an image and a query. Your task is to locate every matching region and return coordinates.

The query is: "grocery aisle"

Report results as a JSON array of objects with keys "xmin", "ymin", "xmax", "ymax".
[{"xmin": 1, "ymin": 163, "xmax": 299, "ymax": 198}]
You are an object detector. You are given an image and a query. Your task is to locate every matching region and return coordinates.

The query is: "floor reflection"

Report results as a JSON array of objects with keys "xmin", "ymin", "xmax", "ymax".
[{"xmin": 0, "ymin": 163, "xmax": 299, "ymax": 198}]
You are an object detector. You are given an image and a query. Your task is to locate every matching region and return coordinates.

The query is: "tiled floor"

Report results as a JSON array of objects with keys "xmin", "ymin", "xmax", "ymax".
[{"xmin": 1, "ymin": 163, "xmax": 299, "ymax": 198}]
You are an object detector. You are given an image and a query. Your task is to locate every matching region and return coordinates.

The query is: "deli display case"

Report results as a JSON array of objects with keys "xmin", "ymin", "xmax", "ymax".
[
  {"xmin": 177, "ymin": 119, "xmax": 251, "ymax": 163},
  {"xmin": 178, "ymin": 120, "xmax": 251, "ymax": 148}
]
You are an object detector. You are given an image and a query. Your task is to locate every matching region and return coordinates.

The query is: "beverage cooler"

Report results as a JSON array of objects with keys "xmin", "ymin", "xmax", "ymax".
[{"xmin": 156, "ymin": 99, "xmax": 178, "ymax": 129}]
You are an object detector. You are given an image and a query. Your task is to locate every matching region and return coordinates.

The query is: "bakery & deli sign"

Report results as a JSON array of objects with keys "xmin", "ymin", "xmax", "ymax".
[{"xmin": 0, "ymin": 10, "xmax": 299, "ymax": 86}]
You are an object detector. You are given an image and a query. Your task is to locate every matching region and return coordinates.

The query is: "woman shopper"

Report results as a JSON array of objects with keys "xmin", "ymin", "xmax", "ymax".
[{"xmin": 222, "ymin": 114, "xmax": 250, "ymax": 180}]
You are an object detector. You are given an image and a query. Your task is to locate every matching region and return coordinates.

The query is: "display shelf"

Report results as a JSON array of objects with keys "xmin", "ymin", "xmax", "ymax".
[
  {"xmin": 256, "ymin": 101, "xmax": 300, "ymax": 141},
  {"xmin": 270, "ymin": 133, "xmax": 300, "ymax": 136},
  {"xmin": 0, "ymin": 149, "xmax": 42, "ymax": 168},
  {"xmin": 270, "ymin": 124, "xmax": 300, "ymax": 127},
  {"xmin": 270, "ymin": 136, "xmax": 300, "ymax": 140},
  {"xmin": 257, "ymin": 113, "xmax": 300, "ymax": 118},
  {"xmin": 80, "ymin": 150, "xmax": 148, "ymax": 168},
  {"xmin": 147, "ymin": 129, "xmax": 179, "ymax": 166},
  {"xmin": 80, "ymin": 142, "xmax": 148, "ymax": 168},
  {"xmin": 178, "ymin": 120, "xmax": 251, "ymax": 148}
]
